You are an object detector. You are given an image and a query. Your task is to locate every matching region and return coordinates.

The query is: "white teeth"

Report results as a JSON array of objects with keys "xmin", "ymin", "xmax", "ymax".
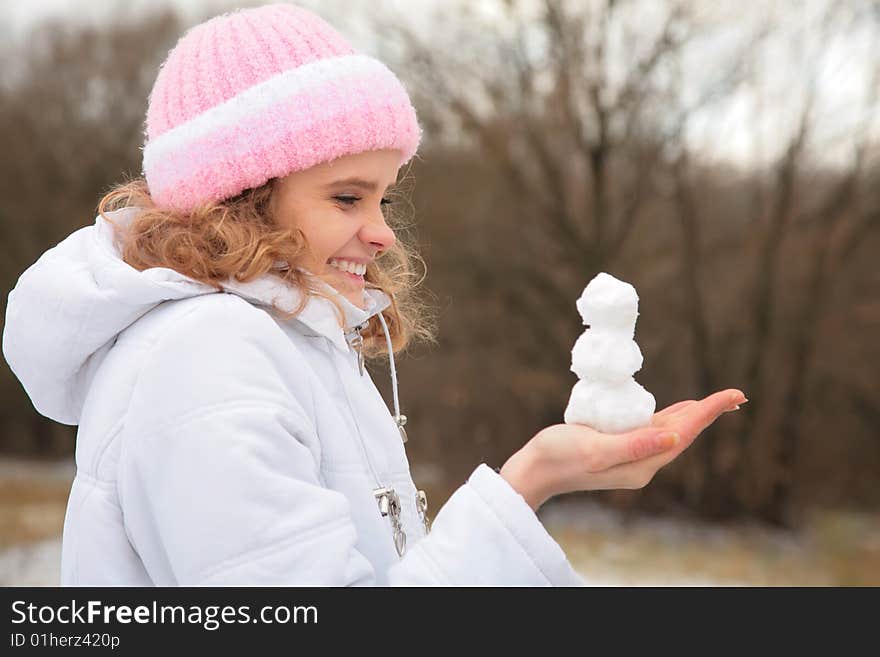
[{"xmin": 330, "ymin": 259, "xmax": 366, "ymax": 276}]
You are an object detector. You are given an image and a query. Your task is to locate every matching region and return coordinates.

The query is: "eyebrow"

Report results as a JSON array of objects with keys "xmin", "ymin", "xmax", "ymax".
[{"xmin": 321, "ymin": 177, "xmax": 392, "ymax": 193}]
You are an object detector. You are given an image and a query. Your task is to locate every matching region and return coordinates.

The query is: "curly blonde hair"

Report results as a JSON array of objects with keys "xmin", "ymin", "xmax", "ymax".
[{"xmin": 96, "ymin": 174, "xmax": 436, "ymax": 359}]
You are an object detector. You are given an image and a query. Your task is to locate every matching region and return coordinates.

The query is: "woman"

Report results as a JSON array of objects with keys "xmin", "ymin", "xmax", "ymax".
[{"xmin": 2, "ymin": 3, "xmax": 745, "ymax": 586}]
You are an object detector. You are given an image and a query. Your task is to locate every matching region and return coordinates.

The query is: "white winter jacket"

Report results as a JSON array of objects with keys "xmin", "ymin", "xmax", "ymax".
[{"xmin": 2, "ymin": 207, "xmax": 585, "ymax": 586}]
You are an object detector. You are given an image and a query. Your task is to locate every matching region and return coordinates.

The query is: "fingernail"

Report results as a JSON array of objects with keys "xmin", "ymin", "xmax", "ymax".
[
  {"xmin": 729, "ymin": 392, "xmax": 748, "ymax": 405},
  {"xmin": 725, "ymin": 404, "xmax": 741, "ymax": 412},
  {"xmin": 658, "ymin": 432, "xmax": 680, "ymax": 449}
]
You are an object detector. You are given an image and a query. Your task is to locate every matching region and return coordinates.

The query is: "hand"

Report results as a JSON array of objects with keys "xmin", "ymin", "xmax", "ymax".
[{"xmin": 499, "ymin": 388, "xmax": 747, "ymax": 511}]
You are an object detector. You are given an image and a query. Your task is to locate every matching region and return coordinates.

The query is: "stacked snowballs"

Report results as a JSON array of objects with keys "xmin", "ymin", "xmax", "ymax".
[{"xmin": 564, "ymin": 272, "xmax": 656, "ymax": 433}]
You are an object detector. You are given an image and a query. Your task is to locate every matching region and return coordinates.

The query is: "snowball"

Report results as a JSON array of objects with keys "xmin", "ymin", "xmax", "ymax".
[
  {"xmin": 563, "ymin": 377, "xmax": 656, "ymax": 434},
  {"xmin": 570, "ymin": 329, "xmax": 643, "ymax": 382},
  {"xmin": 576, "ymin": 272, "xmax": 638, "ymax": 331}
]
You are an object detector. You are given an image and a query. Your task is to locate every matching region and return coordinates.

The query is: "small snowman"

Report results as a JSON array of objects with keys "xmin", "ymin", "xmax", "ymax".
[{"xmin": 564, "ymin": 272, "xmax": 656, "ymax": 434}]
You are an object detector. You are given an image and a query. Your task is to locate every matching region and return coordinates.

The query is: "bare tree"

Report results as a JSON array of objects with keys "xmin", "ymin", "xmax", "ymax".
[
  {"xmin": 372, "ymin": 0, "xmax": 880, "ymax": 522},
  {"xmin": 0, "ymin": 10, "xmax": 181, "ymax": 456}
]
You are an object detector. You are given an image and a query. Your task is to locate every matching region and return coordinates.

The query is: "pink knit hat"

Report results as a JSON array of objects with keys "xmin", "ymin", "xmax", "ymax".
[{"xmin": 142, "ymin": 3, "xmax": 421, "ymax": 212}]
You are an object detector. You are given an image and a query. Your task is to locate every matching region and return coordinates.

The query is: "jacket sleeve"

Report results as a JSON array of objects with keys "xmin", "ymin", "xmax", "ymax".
[
  {"xmin": 119, "ymin": 295, "xmax": 585, "ymax": 586},
  {"xmin": 389, "ymin": 464, "xmax": 586, "ymax": 586}
]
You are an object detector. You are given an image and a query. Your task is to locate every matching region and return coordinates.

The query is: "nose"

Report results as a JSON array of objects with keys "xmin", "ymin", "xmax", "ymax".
[{"xmin": 360, "ymin": 207, "xmax": 396, "ymax": 253}]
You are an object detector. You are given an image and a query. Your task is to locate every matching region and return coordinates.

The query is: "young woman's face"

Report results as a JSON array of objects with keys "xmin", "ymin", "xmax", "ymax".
[{"xmin": 271, "ymin": 149, "xmax": 401, "ymax": 309}]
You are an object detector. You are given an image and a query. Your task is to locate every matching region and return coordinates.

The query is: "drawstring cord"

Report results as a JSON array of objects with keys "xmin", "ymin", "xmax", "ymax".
[
  {"xmin": 346, "ymin": 313, "xmax": 406, "ymax": 443},
  {"xmin": 344, "ymin": 311, "xmax": 430, "ymax": 541},
  {"xmin": 376, "ymin": 312, "xmax": 428, "ymax": 533},
  {"xmin": 376, "ymin": 312, "xmax": 407, "ymax": 443}
]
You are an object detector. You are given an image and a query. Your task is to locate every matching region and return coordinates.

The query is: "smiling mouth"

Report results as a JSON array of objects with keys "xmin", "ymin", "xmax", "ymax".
[
  {"xmin": 325, "ymin": 265, "xmax": 365, "ymax": 286},
  {"xmin": 336, "ymin": 269, "xmax": 363, "ymax": 281},
  {"xmin": 326, "ymin": 257, "xmax": 368, "ymax": 281}
]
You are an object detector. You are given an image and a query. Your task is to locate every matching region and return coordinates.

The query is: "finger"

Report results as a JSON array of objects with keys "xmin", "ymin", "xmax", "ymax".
[
  {"xmin": 598, "ymin": 398, "xmax": 736, "ymax": 484},
  {"xmin": 589, "ymin": 425, "xmax": 681, "ymax": 471},
  {"xmin": 674, "ymin": 389, "xmax": 746, "ymax": 439},
  {"xmin": 661, "ymin": 388, "xmax": 746, "ymax": 427}
]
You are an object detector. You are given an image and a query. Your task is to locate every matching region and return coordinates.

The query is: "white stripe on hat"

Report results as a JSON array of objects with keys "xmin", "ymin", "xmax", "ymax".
[{"xmin": 142, "ymin": 54, "xmax": 398, "ymax": 174}]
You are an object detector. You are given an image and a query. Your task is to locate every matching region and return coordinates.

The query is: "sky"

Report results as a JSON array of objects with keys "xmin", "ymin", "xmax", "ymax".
[
  {"xmin": 4, "ymin": 0, "xmax": 216, "ymax": 31},
  {"xmin": 4, "ymin": 0, "xmax": 878, "ymax": 170}
]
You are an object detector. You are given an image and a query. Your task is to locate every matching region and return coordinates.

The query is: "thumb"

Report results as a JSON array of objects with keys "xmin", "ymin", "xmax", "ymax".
[{"xmin": 589, "ymin": 425, "xmax": 680, "ymax": 471}]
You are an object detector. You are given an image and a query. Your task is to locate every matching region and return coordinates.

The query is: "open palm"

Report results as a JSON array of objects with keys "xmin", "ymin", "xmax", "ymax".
[{"xmin": 503, "ymin": 388, "xmax": 747, "ymax": 509}]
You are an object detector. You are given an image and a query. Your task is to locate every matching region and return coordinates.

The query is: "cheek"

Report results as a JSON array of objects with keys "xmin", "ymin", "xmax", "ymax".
[{"xmin": 302, "ymin": 218, "xmax": 360, "ymax": 262}]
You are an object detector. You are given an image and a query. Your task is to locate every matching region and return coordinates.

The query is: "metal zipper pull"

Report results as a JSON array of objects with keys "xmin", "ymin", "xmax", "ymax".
[
  {"xmin": 394, "ymin": 414, "xmax": 408, "ymax": 444},
  {"xmin": 346, "ymin": 321, "xmax": 369, "ymax": 376},
  {"xmin": 416, "ymin": 489, "xmax": 431, "ymax": 535},
  {"xmin": 351, "ymin": 333, "xmax": 365, "ymax": 376},
  {"xmin": 374, "ymin": 486, "xmax": 406, "ymax": 556}
]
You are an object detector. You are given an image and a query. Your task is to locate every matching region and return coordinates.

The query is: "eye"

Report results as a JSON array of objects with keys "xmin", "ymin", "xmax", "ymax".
[{"xmin": 333, "ymin": 196, "xmax": 394, "ymax": 207}]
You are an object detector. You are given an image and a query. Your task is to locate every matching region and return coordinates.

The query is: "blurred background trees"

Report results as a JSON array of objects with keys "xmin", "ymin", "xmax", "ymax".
[
  {"xmin": 0, "ymin": 8, "xmax": 182, "ymax": 458},
  {"xmin": 1, "ymin": 0, "xmax": 877, "ymax": 528}
]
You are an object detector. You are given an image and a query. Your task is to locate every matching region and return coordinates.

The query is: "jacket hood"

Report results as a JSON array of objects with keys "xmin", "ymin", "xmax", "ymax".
[{"xmin": 2, "ymin": 207, "xmax": 390, "ymax": 426}]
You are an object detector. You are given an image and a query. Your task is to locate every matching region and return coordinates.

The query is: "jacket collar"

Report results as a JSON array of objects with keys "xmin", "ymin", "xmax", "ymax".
[
  {"xmin": 219, "ymin": 272, "xmax": 392, "ymax": 353},
  {"xmin": 104, "ymin": 205, "xmax": 390, "ymax": 353}
]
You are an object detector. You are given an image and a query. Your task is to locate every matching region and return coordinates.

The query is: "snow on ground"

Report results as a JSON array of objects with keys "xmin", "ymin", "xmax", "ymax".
[
  {"xmin": 0, "ymin": 457, "xmax": 72, "ymax": 586},
  {"xmin": 1, "ymin": 457, "xmax": 875, "ymax": 586},
  {"xmin": 538, "ymin": 497, "xmax": 872, "ymax": 586},
  {"xmin": 0, "ymin": 538, "xmax": 61, "ymax": 586},
  {"xmin": 0, "ymin": 534, "xmax": 729, "ymax": 586}
]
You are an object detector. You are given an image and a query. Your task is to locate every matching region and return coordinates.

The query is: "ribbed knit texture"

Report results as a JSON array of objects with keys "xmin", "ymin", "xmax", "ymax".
[{"xmin": 142, "ymin": 4, "xmax": 421, "ymax": 212}]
